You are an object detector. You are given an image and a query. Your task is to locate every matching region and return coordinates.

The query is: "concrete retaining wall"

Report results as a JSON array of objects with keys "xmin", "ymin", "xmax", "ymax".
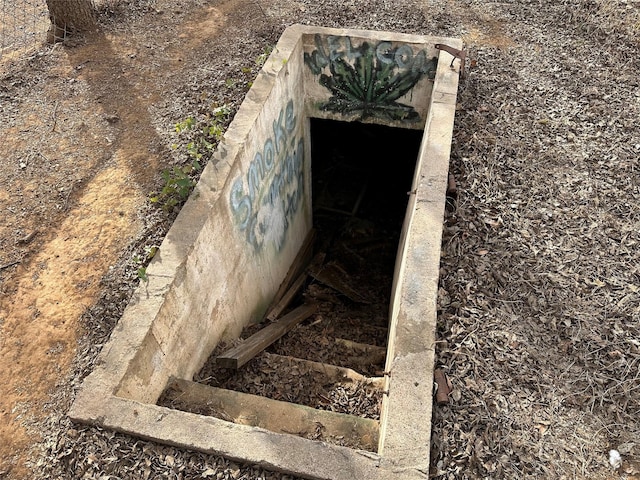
[
  {"xmin": 114, "ymin": 30, "xmax": 312, "ymax": 403},
  {"xmin": 70, "ymin": 24, "xmax": 462, "ymax": 479},
  {"xmin": 303, "ymin": 31, "xmax": 440, "ymax": 129}
]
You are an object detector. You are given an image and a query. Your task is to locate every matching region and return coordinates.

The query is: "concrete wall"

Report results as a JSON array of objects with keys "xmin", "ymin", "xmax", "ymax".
[
  {"xmin": 114, "ymin": 28, "xmax": 312, "ymax": 403},
  {"xmin": 380, "ymin": 38, "xmax": 461, "ymax": 466},
  {"xmin": 71, "ymin": 25, "xmax": 462, "ymax": 480},
  {"xmin": 302, "ymin": 29, "xmax": 440, "ymax": 129},
  {"xmin": 110, "ymin": 26, "xmax": 450, "ymax": 404}
]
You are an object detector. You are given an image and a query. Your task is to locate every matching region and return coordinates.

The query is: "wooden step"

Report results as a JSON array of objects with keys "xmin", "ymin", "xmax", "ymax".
[
  {"xmin": 164, "ymin": 378, "xmax": 379, "ymax": 451},
  {"xmin": 216, "ymin": 304, "xmax": 317, "ymax": 369}
]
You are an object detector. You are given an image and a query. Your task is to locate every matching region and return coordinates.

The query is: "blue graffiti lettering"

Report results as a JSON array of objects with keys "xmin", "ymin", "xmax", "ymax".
[
  {"xmin": 394, "ymin": 44, "xmax": 414, "ymax": 69},
  {"xmin": 248, "ymin": 152, "xmax": 263, "ymax": 202},
  {"xmin": 229, "ymin": 100, "xmax": 305, "ymax": 252},
  {"xmin": 328, "ymin": 36, "xmax": 344, "ymax": 61},
  {"xmin": 230, "ymin": 178, "xmax": 251, "ymax": 230},
  {"xmin": 375, "ymin": 41, "xmax": 394, "ymax": 65},
  {"xmin": 285, "ymin": 100, "xmax": 296, "ymax": 134},
  {"xmin": 343, "ymin": 37, "xmax": 362, "ymax": 62},
  {"xmin": 264, "ymin": 138, "xmax": 275, "ymax": 171},
  {"xmin": 273, "ymin": 109, "xmax": 286, "ymax": 154}
]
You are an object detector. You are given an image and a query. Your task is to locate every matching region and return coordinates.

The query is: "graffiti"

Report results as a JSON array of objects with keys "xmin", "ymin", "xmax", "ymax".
[
  {"xmin": 304, "ymin": 34, "xmax": 438, "ymax": 122},
  {"xmin": 230, "ymin": 99, "xmax": 305, "ymax": 252}
]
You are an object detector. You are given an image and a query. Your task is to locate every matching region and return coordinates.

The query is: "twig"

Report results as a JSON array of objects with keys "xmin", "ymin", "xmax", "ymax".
[
  {"xmin": 51, "ymin": 101, "xmax": 59, "ymax": 132},
  {"xmin": 0, "ymin": 260, "xmax": 20, "ymax": 271},
  {"xmin": 63, "ymin": 184, "xmax": 75, "ymax": 211},
  {"xmin": 252, "ymin": 0, "xmax": 268, "ymax": 20},
  {"xmin": 16, "ymin": 231, "xmax": 37, "ymax": 245}
]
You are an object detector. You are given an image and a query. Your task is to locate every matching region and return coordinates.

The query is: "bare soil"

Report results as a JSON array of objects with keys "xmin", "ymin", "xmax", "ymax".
[{"xmin": 0, "ymin": 0, "xmax": 639, "ymax": 479}]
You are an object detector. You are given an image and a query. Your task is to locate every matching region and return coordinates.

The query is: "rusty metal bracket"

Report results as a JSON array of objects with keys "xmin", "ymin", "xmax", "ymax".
[{"xmin": 435, "ymin": 43, "xmax": 467, "ymax": 75}]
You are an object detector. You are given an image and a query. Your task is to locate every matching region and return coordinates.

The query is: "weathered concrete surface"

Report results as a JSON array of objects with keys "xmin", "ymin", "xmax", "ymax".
[
  {"xmin": 70, "ymin": 25, "xmax": 462, "ymax": 479},
  {"xmin": 302, "ymin": 27, "xmax": 459, "ymax": 130},
  {"xmin": 71, "ymin": 393, "xmax": 383, "ymax": 480},
  {"xmin": 79, "ymin": 25, "xmax": 312, "ymax": 406},
  {"xmin": 164, "ymin": 378, "xmax": 380, "ymax": 451},
  {"xmin": 380, "ymin": 44, "xmax": 462, "ymax": 472}
]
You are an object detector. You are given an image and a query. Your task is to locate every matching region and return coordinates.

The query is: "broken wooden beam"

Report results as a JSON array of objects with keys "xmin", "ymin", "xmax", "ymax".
[
  {"xmin": 308, "ymin": 261, "xmax": 370, "ymax": 304},
  {"xmin": 264, "ymin": 228, "xmax": 316, "ymax": 316},
  {"xmin": 216, "ymin": 303, "xmax": 317, "ymax": 369},
  {"xmin": 334, "ymin": 339, "xmax": 387, "ymax": 367},
  {"xmin": 263, "ymin": 352, "xmax": 385, "ymax": 389},
  {"xmin": 164, "ymin": 377, "xmax": 379, "ymax": 451},
  {"xmin": 335, "ymin": 338, "xmax": 386, "ymax": 356},
  {"xmin": 265, "ymin": 271, "xmax": 307, "ymax": 321}
]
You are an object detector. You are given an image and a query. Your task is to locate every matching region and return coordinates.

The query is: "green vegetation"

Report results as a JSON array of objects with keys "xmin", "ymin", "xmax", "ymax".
[
  {"xmin": 255, "ymin": 45, "xmax": 273, "ymax": 67},
  {"xmin": 133, "ymin": 245, "xmax": 158, "ymax": 283},
  {"xmin": 151, "ymin": 105, "xmax": 232, "ymax": 211},
  {"xmin": 136, "ymin": 267, "xmax": 149, "ymax": 282},
  {"xmin": 149, "ymin": 46, "xmax": 270, "ymax": 214}
]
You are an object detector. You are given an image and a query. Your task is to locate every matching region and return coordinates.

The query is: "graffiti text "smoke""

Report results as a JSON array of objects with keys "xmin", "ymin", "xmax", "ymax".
[{"xmin": 230, "ymin": 100, "xmax": 304, "ymax": 252}]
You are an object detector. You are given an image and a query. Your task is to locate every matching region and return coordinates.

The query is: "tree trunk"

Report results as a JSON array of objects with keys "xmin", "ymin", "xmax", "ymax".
[{"xmin": 46, "ymin": 0, "xmax": 96, "ymax": 43}]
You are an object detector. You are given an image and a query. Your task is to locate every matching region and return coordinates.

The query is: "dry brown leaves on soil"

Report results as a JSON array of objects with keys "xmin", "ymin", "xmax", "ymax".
[{"xmin": 1, "ymin": 0, "xmax": 639, "ymax": 478}]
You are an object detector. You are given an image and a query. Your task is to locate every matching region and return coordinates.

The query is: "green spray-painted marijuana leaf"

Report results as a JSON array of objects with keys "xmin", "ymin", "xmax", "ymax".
[{"xmin": 304, "ymin": 36, "xmax": 437, "ymax": 122}]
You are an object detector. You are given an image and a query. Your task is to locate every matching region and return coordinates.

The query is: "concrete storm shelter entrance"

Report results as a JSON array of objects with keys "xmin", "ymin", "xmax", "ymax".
[{"xmin": 70, "ymin": 25, "xmax": 462, "ymax": 479}]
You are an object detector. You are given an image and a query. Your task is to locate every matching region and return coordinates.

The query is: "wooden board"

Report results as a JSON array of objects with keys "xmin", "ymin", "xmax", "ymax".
[
  {"xmin": 264, "ymin": 228, "xmax": 316, "ymax": 318},
  {"xmin": 216, "ymin": 303, "xmax": 317, "ymax": 369},
  {"xmin": 265, "ymin": 271, "xmax": 307, "ymax": 321},
  {"xmin": 263, "ymin": 352, "xmax": 385, "ymax": 389},
  {"xmin": 309, "ymin": 261, "xmax": 371, "ymax": 303},
  {"xmin": 335, "ymin": 338, "xmax": 387, "ymax": 367},
  {"xmin": 164, "ymin": 378, "xmax": 379, "ymax": 451}
]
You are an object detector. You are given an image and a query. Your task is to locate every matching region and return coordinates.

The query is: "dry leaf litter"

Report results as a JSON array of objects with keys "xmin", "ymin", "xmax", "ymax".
[{"xmin": 0, "ymin": 0, "xmax": 636, "ymax": 478}]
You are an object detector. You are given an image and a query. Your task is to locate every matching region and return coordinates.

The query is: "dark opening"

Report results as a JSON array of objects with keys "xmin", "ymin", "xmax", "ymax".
[{"xmin": 310, "ymin": 117, "xmax": 423, "ymax": 276}]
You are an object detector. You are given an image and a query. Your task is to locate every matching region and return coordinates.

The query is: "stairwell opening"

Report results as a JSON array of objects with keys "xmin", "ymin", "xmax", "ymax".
[
  {"xmin": 69, "ymin": 25, "xmax": 462, "ymax": 480},
  {"xmin": 311, "ymin": 118, "xmax": 423, "ymax": 258},
  {"xmin": 157, "ymin": 119, "xmax": 424, "ymax": 452}
]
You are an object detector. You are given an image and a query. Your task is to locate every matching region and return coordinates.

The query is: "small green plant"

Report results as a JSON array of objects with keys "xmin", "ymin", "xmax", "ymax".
[
  {"xmin": 255, "ymin": 45, "xmax": 273, "ymax": 67},
  {"xmin": 133, "ymin": 245, "xmax": 159, "ymax": 282},
  {"xmin": 152, "ymin": 106, "xmax": 232, "ymax": 211},
  {"xmin": 150, "ymin": 164, "xmax": 199, "ymax": 211},
  {"xmin": 174, "ymin": 116, "xmax": 196, "ymax": 132},
  {"xmin": 144, "ymin": 245, "xmax": 159, "ymax": 261},
  {"xmin": 137, "ymin": 267, "xmax": 149, "ymax": 282}
]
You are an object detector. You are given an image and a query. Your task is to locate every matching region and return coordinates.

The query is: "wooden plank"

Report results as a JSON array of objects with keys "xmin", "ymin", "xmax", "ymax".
[
  {"xmin": 335, "ymin": 338, "xmax": 386, "ymax": 355},
  {"xmin": 263, "ymin": 352, "xmax": 385, "ymax": 389},
  {"xmin": 216, "ymin": 303, "xmax": 317, "ymax": 369},
  {"xmin": 264, "ymin": 228, "xmax": 316, "ymax": 317},
  {"xmin": 335, "ymin": 338, "xmax": 387, "ymax": 367},
  {"xmin": 309, "ymin": 261, "xmax": 371, "ymax": 304},
  {"xmin": 164, "ymin": 378, "xmax": 379, "ymax": 451},
  {"xmin": 265, "ymin": 271, "xmax": 307, "ymax": 321},
  {"xmin": 265, "ymin": 251, "xmax": 326, "ymax": 321}
]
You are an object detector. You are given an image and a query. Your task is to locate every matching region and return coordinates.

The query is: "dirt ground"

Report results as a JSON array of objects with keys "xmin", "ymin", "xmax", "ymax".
[{"xmin": 0, "ymin": 0, "xmax": 639, "ymax": 478}]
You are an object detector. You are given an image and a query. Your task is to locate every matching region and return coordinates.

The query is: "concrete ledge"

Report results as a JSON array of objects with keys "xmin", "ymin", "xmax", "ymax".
[
  {"xmin": 163, "ymin": 378, "xmax": 380, "ymax": 451},
  {"xmin": 72, "ymin": 394, "xmax": 383, "ymax": 480},
  {"xmin": 70, "ymin": 25, "xmax": 461, "ymax": 479}
]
